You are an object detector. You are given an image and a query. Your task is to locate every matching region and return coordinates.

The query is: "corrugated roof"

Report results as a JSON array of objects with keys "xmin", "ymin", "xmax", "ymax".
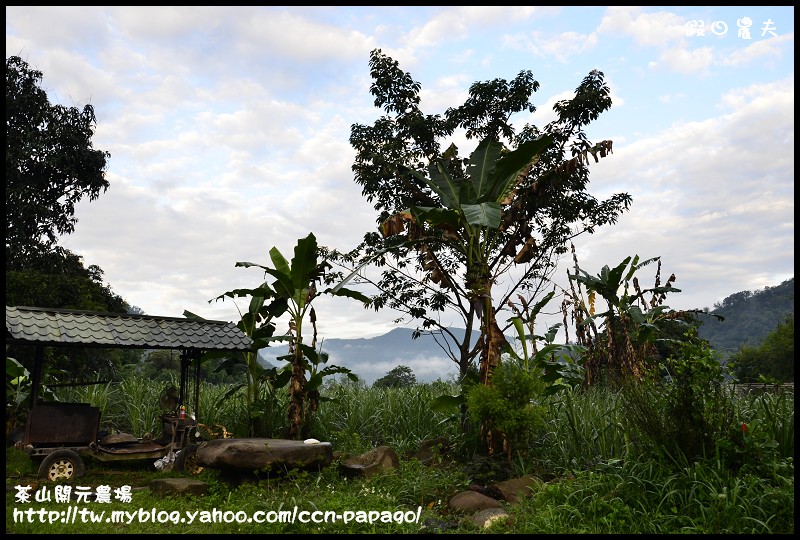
[{"xmin": 5, "ymin": 306, "xmax": 252, "ymax": 351}]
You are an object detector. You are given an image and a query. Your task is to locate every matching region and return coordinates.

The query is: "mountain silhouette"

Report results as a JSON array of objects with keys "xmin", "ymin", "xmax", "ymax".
[{"xmin": 259, "ymin": 327, "xmax": 479, "ymax": 384}]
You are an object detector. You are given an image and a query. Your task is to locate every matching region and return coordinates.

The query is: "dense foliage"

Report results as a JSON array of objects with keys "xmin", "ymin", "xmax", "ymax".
[
  {"xmin": 373, "ymin": 365, "xmax": 417, "ymax": 389},
  {"xmin": 6, "ymin": 56, "xmax": 110, "ymax": 269},
  {"xmin": 731, "ymin": 314, "xmax": 794, "ymax": 383},
  {"xmin": 6, "ymin": 55, "xmax": 131, "ymax": 382},
  {"xmin": 697, "ymin": 277, "xmax": 794, "ymax": 357},
  {"xmin": 6, "ymin": 50, "xmax": 793, "ymax": 535},
  {"xmin": 7, "ymin": 376, "xmax": 793, "ymax": 534}
]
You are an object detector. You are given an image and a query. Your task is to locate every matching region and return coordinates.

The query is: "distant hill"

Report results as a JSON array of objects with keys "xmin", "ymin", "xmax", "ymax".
[
  {"xmin": 259, "ymin": 327, "xmax": 480, "ymax": 384},
  {"xmin": 695, "ymin": 277, "xmax": 794, "ymax": 358}
]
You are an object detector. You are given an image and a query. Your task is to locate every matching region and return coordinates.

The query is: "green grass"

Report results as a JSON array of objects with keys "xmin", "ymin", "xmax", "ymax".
[{"xmin": 7, "ymin": 378, "xmax": 794, "ymax": 534}]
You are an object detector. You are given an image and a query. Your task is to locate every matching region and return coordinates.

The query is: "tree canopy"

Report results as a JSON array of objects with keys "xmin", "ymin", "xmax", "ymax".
[
  {"xmin": 731, "ymin": 314, "xmax": 794, "ymax": 383},
  {"xmin": 333, "ymin": 49, "xmax": 632, "ymax": 382},
  {"xmin": 6, "ymin": 55, "xmax": 110, "ymax": 269},
  {"xmin": 373, "ymin": 365, "xmax": 417, "ymax": 389},
  {"xmin": 5, "ymin": 55, "xmax": 123, "ymax": 313},
  {"xmin": 6, "ymin": 55, "xmax": 130, "ymax": 379},
  {"xmin": 697, "ymin": 278, "xmax": 795, "ymax": 358}
]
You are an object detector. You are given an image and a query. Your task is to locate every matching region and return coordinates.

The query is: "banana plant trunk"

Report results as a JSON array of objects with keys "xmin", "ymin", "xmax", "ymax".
[
  {"xmin": 286, "ymin": 346, "xmax": 307, "ymax": 440},
  {"xmin": 478, "ymin": 280, "xmax": 507, "ymax": 386}
]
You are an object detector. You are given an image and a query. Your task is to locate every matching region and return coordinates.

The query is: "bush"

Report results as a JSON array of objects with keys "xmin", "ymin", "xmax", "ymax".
[
  {"xmin": 620, "ymin": 333, "xmax": 738, "ymax": 466},
  {"xmin": 466, "ymin": 359, "xmax": 548, "ymax": 463}
]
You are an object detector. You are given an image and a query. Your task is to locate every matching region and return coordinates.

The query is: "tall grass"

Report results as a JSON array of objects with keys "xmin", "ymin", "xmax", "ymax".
[
  {"xmin": 510, "ymin": 456, "xmax": 794, "ymax": 533},
  {"xmin": 54, "ymin": 381, "xmax": 118, "ymax": 431},
  {"xmin": 195, "ymin": 381, "xmax": 245, "ymax": 437},
  {"xmin": 309, "ymin": 380, "xmax": 462, "ymax": 455},
  {"xmin": 114, "ymin": 374, "xmax": 170, "ymax": 436},
  {"xmin": 737, "ymin": 390, "xmax": 794, "ymax": 458},
  {"xmin": 49, "ymin": 370, "xmax": 793, "ymax": 472},
  {"xmin": 539, "ymin": 386, "xmax": 627, "ymax": 472}
]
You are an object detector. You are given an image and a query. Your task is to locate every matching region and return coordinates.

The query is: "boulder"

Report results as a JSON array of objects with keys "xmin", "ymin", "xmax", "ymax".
[
  {"xmin": 339, "ymin": 445, "xmax": 399, "ymax": 478},
  {"xmin": 490, "ymin": 475, "xmax": 543, "ymax": 503},
  {"xmin": 411, "ymin": 436, "xmax": 453, "ymax": 464},
  {"xmin": 449, "ymin": 490, "xmax": 503, "ymax": 512},
  {"xmin": 472, "ymin": 507, "xmax": 511, "ymax": 529},
  {"xmin": 196, "ymin": 438, "xmax": 332, "ymax": 472}
]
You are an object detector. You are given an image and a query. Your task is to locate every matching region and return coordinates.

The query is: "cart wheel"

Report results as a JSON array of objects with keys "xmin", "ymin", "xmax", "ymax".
[
  {"xmin": 174, "ymin": 444, "xmax": 204, "ymax": 475},
  {"xmin": 38, "ymin": 450, "xmax": 86, "ymax": 482}
]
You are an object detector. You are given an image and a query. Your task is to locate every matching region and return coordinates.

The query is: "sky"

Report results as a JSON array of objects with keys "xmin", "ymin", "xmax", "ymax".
[{"xmin": 6, "ymin": 6, "xmax": 794, "ymax": 382}]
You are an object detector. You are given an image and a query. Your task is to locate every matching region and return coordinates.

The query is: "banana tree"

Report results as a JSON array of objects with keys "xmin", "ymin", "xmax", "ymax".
[
  {"xmin": 380, "ymin": 135, "xmax": 552, "ymax": 385},
  {"xmin": 187, "ymin": 278, "xmax": 288, "ymax": 437},
  {"xmin": 231, "ymin": 233, "xmax": 371, "ymax": 439},
  {"xmin": 567, "ymin": 254, "xmax": 683, "ymax": 383}
]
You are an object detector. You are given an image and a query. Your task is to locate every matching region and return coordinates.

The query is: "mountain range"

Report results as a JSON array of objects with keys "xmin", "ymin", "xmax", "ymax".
[{"xmin": 259, "ymin": 327, "xmax": 478, "ymax": 385}]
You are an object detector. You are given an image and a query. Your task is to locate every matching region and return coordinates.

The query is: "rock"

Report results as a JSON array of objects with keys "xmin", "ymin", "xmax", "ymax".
[
  {"xmin": 339, "ymin": 446, "xmax": 399, "ymax": 478},
  {"xmin": 490, "ymin": 475, "xmax": 542, "ymax": 503},
  {"xmin": 472, "ymin": 507, "xmax": 511, "ymax": 529},
  {"xmin": 449, "ymin": 490, "xmax": 503, "ymax": 512},
  {"xmin": 411, "ymin": 436, "xmax": 452, "ymax": 465},
  {"xmin": 149, "ymin": 478, "xmax": 208, "ymax": 496},
  {"xmin": 196, "ymin": 438, "xmax": 333, "ymax": 472}
]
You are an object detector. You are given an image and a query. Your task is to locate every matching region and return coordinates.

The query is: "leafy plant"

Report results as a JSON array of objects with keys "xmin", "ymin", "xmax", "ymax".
[
  {"xmin": 6, "ymin": 357, "xmax": 32, "ymax": 436},
  {"xmin": 186, "ymin": 257, "xmax": 288, "ymax": 436},
  {"xmin": 6, "ymin": 356, "xmax": 58, "ymax": 437},
  {"xmin": 210, "ymin": 233, "xmax": 370, "ymax": 439},
  {"xmin": 466, "ymin": 358, "xmax": 548, "ymax": 462},
  {"xmin": 566, "ymin": 250, "xmax": 688, "ymax": 385},
  {"xmin": 620, "ymin": 332, "xmax": 737, "ymax": 467},
  {"xmin": 506, "ymin": 290, "xmax": 586, "ymax": 396}
]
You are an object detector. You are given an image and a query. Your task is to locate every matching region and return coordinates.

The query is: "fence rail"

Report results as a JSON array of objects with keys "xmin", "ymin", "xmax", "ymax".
[{"xmin": 729, "ymin": 382, "xmax": 794, "ymax": 396}]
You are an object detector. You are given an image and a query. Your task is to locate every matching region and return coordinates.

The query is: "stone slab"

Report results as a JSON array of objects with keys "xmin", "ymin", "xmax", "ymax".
[{"xmin": 196, "ymin": 438, "xmax": 333, "ymax": 472}]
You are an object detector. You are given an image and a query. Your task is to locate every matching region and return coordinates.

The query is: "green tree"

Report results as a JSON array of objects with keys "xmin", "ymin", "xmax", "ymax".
[
  {"xmin": 5, "ymin": 248, "xmax": 134, "ymax": 382},
  {"xmin": 334, "ymin": 49, "xmax": 631, "ymax": 384},
  {"xmin": 5, "ymin": 249, "xmax": 128, "ymax": 312},
  {"xmin": 6, "ymin": 55, "xmax": 110, "ymax": 268},
  {"xmin": 466, "ymin": 358, "xmax": 547, "ymax": 462},
  {"xmin": 732, "ymin": 314, "xmax": 794, "ymax": 383},
  {"xmin": 5, "ymin": 56, "xmax": 131, "ymax": 381},
  {"xmin": 373, "ymin": 365, "xmax": 417, "ymax": 389},
  {"xmin": 697, "ymin": 278, "xmax": 794, "ymax": 358}
]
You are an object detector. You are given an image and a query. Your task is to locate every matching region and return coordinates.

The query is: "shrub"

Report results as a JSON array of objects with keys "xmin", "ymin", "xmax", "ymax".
[
  {"xmin": 620, "ymin": 332, "xmax": 737, "ymax": 467},
  {"xmin": 466, "ymin": 359, "xmax": 548, "ymax": 463}
]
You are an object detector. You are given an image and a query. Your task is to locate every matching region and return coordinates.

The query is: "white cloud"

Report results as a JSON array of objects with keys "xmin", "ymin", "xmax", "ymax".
[
  {"xmin": 554, "ymin": 76, "xmax": 793, "ymax": 320},
  {"xmin": 597, "ymin": 6, "xmax": 687, "ymax": 48},
  {"xmin": 658, "ymin": 92, "xmax": 687, "ymax": 104},
  {"xmin": 719, "ymin": 33, "xmax": 794, "ymax": 67},
  {"xmin": 657, "ymin": 45, "xmax": 715, "ymax": 74}
]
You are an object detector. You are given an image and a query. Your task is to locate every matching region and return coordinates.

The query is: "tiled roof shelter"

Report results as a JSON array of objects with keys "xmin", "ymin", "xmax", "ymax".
[{"xmin": 5, "ymin": 306, "xmax": 252, "ymax": 352}]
